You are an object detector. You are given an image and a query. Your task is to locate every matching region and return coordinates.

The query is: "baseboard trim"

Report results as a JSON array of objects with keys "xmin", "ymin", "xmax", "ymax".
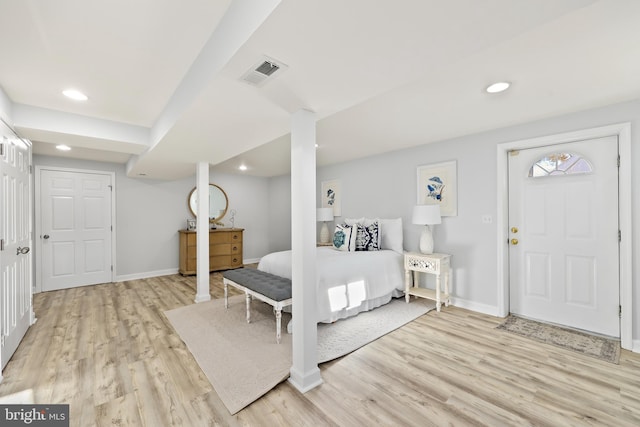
[
  {"xmin": 451, "ymin": 297, "xmax": 501, "ymax": 317},
  {"xmin": 115, "ymin": 261, "xmax": 262, "ymax": 282},
  {"xmin": 115, "ymin": 268, "xmax": 179, "ymax": 282},
  {"xmin": 632, "ymin": 340, "xmax": 640, "ymax": 353}
]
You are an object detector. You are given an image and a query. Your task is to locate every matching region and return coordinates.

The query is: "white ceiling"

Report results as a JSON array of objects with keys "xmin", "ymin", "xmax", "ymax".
[{"xmin": 2, "ymin": 0, "xmax": 639, "ymax": 179}]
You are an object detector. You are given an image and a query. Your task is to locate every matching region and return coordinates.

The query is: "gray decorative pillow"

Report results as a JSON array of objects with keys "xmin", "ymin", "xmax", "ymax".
[
  {"xmin": 355, "ymin": 222, "xmax": 380, "ymax": 251},
  {"xmin": 333, "ymin": 224, "xmax": 356, "ymax": 251}
]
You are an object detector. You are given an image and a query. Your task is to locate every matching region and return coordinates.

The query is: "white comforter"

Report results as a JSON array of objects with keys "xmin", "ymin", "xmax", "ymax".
[{"xmin": 258, "ymin": 247, "xmax": 405, "ymax": 323}]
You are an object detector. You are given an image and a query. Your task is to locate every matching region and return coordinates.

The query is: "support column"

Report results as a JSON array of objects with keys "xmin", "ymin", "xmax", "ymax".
[
  {"xmin": 288, "ymin": 109, "xmax": 322, "ymax": 392},
  {"xmin": 195, "ymin": 162, "xmax": 211, "ymax": 303}
]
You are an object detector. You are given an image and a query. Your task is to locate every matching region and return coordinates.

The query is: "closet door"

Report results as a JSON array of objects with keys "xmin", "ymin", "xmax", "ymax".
[
  {"xmin": 0, "ymin": 122, "xmax": 33, "ymax": 371},
  {"xmin": 39, "ymin": 169, "xmax": 113, "ymax": 291}
]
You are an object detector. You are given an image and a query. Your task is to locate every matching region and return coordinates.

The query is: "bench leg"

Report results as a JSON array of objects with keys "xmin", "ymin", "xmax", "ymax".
[
  {"xmin": 224, "ymin": 282, "xmax": 228, "ymax": 309},
  {"xmin": 276, "ymin": 309, "xmax": 282, "ymax": 344},
  {"xmin": 245, "ymin": 293, "xmax": 251, "ymax": 323}
]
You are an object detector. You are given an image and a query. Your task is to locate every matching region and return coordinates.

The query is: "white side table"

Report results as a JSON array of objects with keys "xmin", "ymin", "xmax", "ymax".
[{"xmin": 404, "ymin": 252, "xmax": 452, "ymax": 311}]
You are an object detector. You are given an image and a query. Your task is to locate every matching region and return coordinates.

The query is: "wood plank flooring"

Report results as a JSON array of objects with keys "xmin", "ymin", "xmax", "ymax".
[{"xmin": 1, "ymin": 272, "xmax": 640, "ymax": 426}]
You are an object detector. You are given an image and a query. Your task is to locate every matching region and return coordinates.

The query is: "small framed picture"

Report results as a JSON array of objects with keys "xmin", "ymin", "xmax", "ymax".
[
  {"xmin": 186, "ymin": 219, "xmax": 196, "ymax": 231},
  {"xmin": 321, "ymin": 179, "xmax": 342, "ymax": 217},
  {"xmin": 417, "ymin": 160, "xmax": 457, "ymax": 216}
]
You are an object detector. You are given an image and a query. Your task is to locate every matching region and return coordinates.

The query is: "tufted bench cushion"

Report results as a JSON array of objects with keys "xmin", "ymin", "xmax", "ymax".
[
  {"xmin": 223, "ymin": 268, "xmax": 292, "ymax": 301},
  {"xmin": 222, "ymin": 268, "xmax": 292, "ymax": 343}
]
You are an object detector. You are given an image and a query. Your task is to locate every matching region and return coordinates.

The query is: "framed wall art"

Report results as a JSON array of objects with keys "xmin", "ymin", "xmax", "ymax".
[
  {"xmin": 417, "ymin": 160, "xmax": 457, "ymax": 216},
  {"xmin": 321, "ymin": 179, "xmax": 341, "ymax": 217}
]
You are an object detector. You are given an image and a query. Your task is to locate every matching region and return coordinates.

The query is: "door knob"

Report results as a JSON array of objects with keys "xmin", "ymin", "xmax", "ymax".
[
  {"xmin": 511, "ymin": 227, "xmax": 519, "ymax": 233},
  {"xmin": 511, "ymin": 238, "xmax": 519, "ymax": 245},
  {"xmin": 16, "ymin": 246, "xmax": 30, "ymax": 255},
  {"xmin": 43, "ymin": 234, "xmax": 50, "ymax": 239}
]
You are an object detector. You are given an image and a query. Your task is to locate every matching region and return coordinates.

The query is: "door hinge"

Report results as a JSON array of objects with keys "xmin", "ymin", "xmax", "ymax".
[
  {"xmin": 29, "ymin": 164, "xmax": 33, "ymax": 174},
  {"xmin": 618, "ymin": 230, "xmax": 622, "ymax": 242},
  {"xmin": 111, "ymin": 265, "xmax": 114, "ymax": 272},
  {"xmin": 108, "ymin": 184, "xmax": 113, "ymax": 191},
  {"xmin": 1, "ymin": 335, "xmax": 4, "ymax": 347},
  {"xmin": 0, "ymin": 143, "xmax": 3, "ymax": 156},
  {"xmin": 619, "ymin": 305, "xmax": 622, "ymax": 318},
  {"xmin": 0, "ymin": 238, "xmax": 4, "ymax": 251},
  {"xmin": 617, "ymin": 155, "xmax": 620, "ymax": 168}
]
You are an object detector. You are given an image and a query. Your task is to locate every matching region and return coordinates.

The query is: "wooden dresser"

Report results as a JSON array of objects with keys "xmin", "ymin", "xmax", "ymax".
[{"xmin": 178, "ymin": 228, "xmax": 244, "ymax": 275}]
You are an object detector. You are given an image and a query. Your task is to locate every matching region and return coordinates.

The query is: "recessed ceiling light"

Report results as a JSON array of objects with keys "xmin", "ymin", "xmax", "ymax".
[
  {"xmin": 239, "ymin": 164, "xmax": 248, "ymax": 171},
  {"xmin": 62, "ymin": 89, "xmax": 88, "ymax": 101},
  {"xmin": 56, "ymin": 144, "xmax": 71, "ymax": 151},
  {"xmin": 486, "ymin": 82, "xmax": 510, "ymax": 93}
]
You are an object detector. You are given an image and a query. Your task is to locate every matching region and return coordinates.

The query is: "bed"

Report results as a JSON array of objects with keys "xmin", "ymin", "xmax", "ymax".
[{"xmin": 257, "ymin": 217, "xmax": 406, "ymax": 323}]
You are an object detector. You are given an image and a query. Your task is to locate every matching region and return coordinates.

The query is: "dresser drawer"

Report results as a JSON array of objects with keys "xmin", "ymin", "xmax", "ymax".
[{"xmin": 211, "ymin": 244, "xmax": 231, "ymax": 256}]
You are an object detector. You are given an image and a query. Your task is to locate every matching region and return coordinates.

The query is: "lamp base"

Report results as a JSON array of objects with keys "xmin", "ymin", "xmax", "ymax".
[
  {"xmin": 319, "ymin": 222, "xmax": 330, "ymax": 244},
  {"xmin": 419, "ymin": 225, "xmax": 434, "ymax": 254}
]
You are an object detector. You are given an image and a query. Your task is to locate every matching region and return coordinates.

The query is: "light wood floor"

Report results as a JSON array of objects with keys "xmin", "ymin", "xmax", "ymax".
[{"xmin": 1, "ymin": 273, "xmax": 640, "ymax": 426}]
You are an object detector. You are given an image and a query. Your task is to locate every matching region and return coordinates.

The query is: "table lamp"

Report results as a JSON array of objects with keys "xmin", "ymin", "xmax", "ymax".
[
  {"xmin": 317, "ymin": 207, "xmax": 334, "ymax": 244},
  {"xmin": 412, "ymin": 205, "xmax": 442, "ymax": 254}
]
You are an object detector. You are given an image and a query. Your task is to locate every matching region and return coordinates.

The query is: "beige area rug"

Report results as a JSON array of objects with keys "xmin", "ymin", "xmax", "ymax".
[
  {"xmin": 165, "ymin": 295, "xmax": 434, "ymax": 414},
  {"xmin": 497, "ymin": 315, "xmax": 620, "ymax": 364}
]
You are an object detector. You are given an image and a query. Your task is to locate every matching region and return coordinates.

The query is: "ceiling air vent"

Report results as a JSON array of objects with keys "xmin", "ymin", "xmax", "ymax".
[{"xmin": 241, "ymin": 56, "xmax": 287, "ymax": 87}]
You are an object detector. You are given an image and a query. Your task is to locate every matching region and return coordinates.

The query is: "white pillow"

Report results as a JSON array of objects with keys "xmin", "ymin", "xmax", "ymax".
[
  {"xmin": 332, "ymin": 224, "xmax": 356, "ymax": 252},
  {"xmin": 344, "ymin": 217, "xmax": 364, "ymax": 226},
  {"xmin": 370, "ymin": 218, "xmax": 403, "ymax": 253}
]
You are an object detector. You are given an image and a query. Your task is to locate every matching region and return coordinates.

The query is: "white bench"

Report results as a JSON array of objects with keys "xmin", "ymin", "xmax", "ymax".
[{"xmin": 222, "ymin": 268, "xmax": 292, "ymax": 344}]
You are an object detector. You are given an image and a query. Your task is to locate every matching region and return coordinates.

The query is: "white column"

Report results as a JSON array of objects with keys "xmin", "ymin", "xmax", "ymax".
[
  {"xmin": 195, "ymin": 162, "xmax": 211, "ymax": 303},
  {"xmin": 288, "ymin": 109, "xmax": 322, "ymax": 392}
]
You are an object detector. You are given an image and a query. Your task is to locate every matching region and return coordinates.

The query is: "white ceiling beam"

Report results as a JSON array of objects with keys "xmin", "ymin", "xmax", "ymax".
[
  {"xmin": 126, "ymin": 0, "xmax": 282, "ymax": 177},
  {"xmin": 13, "ymin": 104, "xmax": 149, "ymax": 153}
]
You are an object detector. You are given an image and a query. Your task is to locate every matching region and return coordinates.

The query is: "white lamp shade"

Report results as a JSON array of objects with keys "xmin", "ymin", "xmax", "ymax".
[
  {"xmin": 317, "ymin": 207, "xmax": 334, "ymax": 222},
  {"xmin": 412, "ymin": 205, "xmax": 442, "ymax": 225}
]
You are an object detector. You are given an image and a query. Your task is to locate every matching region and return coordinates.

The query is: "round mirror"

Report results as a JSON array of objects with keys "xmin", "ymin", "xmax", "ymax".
[{"xmin": 188, "ymin": 184, "xmax": 229, "ymax": 223}]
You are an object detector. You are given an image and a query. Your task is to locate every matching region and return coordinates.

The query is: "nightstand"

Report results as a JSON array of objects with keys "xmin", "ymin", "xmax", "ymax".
[{"xmin": 404, "ymin": 252, "xmax": 452, "ymax": 311}]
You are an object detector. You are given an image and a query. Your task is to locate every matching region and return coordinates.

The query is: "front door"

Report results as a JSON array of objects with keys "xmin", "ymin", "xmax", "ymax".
[
  {"xmin": 39, "ymin": 169, "xmax": 113, "ymax": 292},
  {"xmin": 0, "ymin": 124, "xmax": 33, "ymax": 370},
  {"xmin": 508, "ymin": 136, "xmax": 619, "ymax": 337}
]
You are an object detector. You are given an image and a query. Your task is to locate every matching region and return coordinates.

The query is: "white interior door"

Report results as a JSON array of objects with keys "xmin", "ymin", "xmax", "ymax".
[
  {"xmin": 508, "ymin": 136, "xmax": 619, "ymax": 337},
  {"xmin": 0, "ymin": 126, "xmax": 33, "ymax": 370},
  {"xmin": 39, "ymin": 169, "xmax": 113, "ymax": 292}
]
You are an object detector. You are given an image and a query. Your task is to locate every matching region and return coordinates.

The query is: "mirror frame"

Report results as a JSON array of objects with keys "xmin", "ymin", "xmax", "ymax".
[{"xmin": 187, "ymin": 183, "xmax": 229, "ymax": 223}]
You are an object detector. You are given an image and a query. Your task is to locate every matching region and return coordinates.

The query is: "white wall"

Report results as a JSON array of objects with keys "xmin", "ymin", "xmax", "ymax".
[
  {"xmin": 0, "ymin": 87, "xmax": 12, "ymax": 124},
  {"xmin": 267, "ymin": 174, "xmax": 292, "ymax": 252},
  {"xmin": 32, "ymin": 155, "xmax": 270, "ymax": 281},
  {"xmin": 267, "ymin": 98, "xmax": 640, "ymax": 341}
]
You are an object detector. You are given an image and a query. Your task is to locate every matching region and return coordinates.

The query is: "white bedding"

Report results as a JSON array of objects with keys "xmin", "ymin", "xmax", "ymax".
[{"xmin": 257, "ymin": 247, "xmax": 405, "ymax": 323}]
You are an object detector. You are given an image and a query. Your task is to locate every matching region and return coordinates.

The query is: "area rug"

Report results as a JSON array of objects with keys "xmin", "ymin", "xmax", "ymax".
[
  {"xmin": 497, "ymin": 315, "xmax": 620, "ymax": 364},
  {"xmin": 317, "ymin": 297, "xmax": 435, "ymax": 363},
  {"xmin": 165, "ymin": 295, "xmax": 434, "ymax": 414}
]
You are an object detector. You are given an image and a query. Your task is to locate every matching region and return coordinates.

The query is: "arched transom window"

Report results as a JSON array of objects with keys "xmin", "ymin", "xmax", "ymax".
[{"xmin": 528, "ymin": 152, "xmax": 593, "ymax": 177}]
